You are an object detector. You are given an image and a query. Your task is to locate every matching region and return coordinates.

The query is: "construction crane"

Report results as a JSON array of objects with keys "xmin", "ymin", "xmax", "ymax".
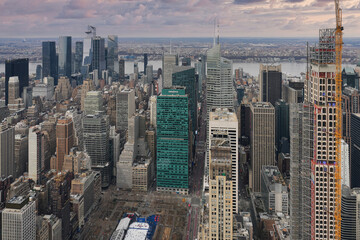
[{"xmin": 334, "ymin": 0, "xmax": 343, "ymax": 239}]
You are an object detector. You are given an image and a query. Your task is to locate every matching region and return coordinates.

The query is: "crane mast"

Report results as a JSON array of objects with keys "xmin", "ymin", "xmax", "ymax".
[{"xmin": 334, "ymin": 0, "xmax": 343, "ymax": 239}]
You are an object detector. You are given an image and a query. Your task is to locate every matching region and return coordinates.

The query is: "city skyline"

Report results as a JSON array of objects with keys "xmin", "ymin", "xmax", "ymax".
[{"xmin": 1, "ymin": 0, "xmax": 360, "ymax": 38}]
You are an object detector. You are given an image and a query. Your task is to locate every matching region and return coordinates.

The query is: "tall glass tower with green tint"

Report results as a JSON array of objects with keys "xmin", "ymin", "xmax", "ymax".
[
  {"xmin": 172, "ymin": 66, "xmax": 197, "ymax": 132},
  {"xmin": 156, "ymin": 87, "xmax": 189, "ymax": 194}
]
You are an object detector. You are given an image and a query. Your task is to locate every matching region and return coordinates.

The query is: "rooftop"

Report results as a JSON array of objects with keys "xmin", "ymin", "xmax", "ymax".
[{"xmin": 209, "ymin": 108, "xmax": 237, "ymax": 122}]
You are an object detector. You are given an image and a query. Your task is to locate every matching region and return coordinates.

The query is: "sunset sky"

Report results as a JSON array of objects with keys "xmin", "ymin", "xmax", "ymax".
[{"xmin": 0, "ymin": 0, "xmax": 359, "ymax": 38}]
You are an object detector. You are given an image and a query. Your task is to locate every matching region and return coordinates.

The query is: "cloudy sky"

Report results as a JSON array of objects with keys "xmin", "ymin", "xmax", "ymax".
[{"xmin": 0, "ymin": 0, "xmax": 359, "ymax": 38}]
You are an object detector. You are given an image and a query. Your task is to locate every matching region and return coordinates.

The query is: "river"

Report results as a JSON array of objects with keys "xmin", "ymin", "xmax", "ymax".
[{"xmin": 0, "ymin": 61, "xmax": 356, "ymax": 78}]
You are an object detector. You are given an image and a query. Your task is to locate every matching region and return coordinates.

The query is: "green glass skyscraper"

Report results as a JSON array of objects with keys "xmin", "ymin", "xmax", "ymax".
[
  {"xmin": 156, "ymin": 87, "xmax": 189, "ymax": 194},
  {"xmin": 172, "ymin": 66, "xmax": 197, "ymax": 132}
]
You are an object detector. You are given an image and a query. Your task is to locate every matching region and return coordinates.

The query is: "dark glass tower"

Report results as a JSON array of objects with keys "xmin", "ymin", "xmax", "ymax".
[
  {"xmin": 107, "ymin": 35, "xmax": 118, "ymax": 76},
  {"xmin": 42, "ymin": 41, "xmax": 57, "ymax": 84},
  {"xmin": 91, "ymin": 37, "xmax": 105, "ymax": 79},
  {"xmin": 74, "ymin": 41, "xmax": 83, "ymax": 74},
  {"xmin": 5, "ymin": 58, "xmax": 29, "ymax": 105},
  {"xmin": 144, "ymin": 53, "xmax": 148, "ymax": 75},
  {"xmin": 58, "ymin": 36, "xmax": 72, "ymax": 78}
]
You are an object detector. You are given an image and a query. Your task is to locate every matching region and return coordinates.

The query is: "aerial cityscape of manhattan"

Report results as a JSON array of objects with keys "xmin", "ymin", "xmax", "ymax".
[{"xmin": 0, "ymin": 0, "xmax": 359, "ymax": 239}]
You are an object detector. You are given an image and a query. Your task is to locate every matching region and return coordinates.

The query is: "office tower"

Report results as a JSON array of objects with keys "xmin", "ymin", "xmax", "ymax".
[
  {"xmin": 83, "ymin": 114, "xmax": 110, "ymax": 187},
  {"xmin": 341, "ymin": 185, "xmax": 360, "ymax": 239},
  {"xmin": 259, "ymin": 64, "xmax": 282, "ymax": 106},
  {"xmin": 341, "ymin": 139, "xmax": 350, "ymax": 188},
  {"xmin": 195, "ymin": 55, "xmax": 206, "ymax": 96},
  {"xmin": 149, "ymin": 96, "xmax": 157, "ymax": 128},
  {"xmin": 249, "ymin": 102, "xmax": 275, "ymax": 192},
  {"xmin": 116, "ymin": 89, "xmax": 135, "ymax": 131},
  {"xmin": 28, "ymin": 126, "xmax": 45, "ymax": 184},
  {"xmin": 117, "ymin": 114, "xmax": 154, "ymax": 191},
  {"xmin": 82, "ymin": 26, "xmax": 96, "ymax": 77},
  {"xmin": 22, "ymin": 86, "xmax": 32, "ymax": 108},
  {"xmin": 260, "ymin": 166, "xmax": 288, "ymax": 214},
  {"xmin": 2, "ymin": 196, "xmax": 36, "ymax": 240},
  {"xmin": 275, "ymin": 100, "xmax": 289, "ymax": 154},
  {"xmin": 50, "ymin": 172, "xmax": 72, "ymax": 240},
  {"xmin": 42, "ymin": 41, "xmax": 57, "ymax": 84},
  {"xmin": 74, "ymin": 41, "xmax": 83, "ymax": 74},
  {"xmin": 144, "ymin": 53, "xmax": 148, "ymax": 75},
  {"xmin": 36, "ymin": 65, "xmax": 42, "ymax": 80},
  {"xmin": 182, "ymin": 57, "xmax": 191, "ymax": 66},
  {"xmin": 236, "ymin": 86, "xmax": 245, "ymax": 105},
  {"xmin": 8, "ymin": 76, "xmax": 19, "ymax": 102},
  {"xmin": 172, "ymin": 66, "xmax": 197, "ymax": 131},
  {"xmin": 282, "ymin": 79, "xmax": 304, "ymax": 103},
  {"xmin": 107, "ymin": 35, "xmax": 118, "ymax": 76},
  {"xmin": 5, "ymin": 58, "xmax": 29, "ymax": 105},
  {"xmin": 56, "ymin": 117, "xmax": 74, "ymax": 172},
  {"xmin": 54, "ymin": 77, "xmax": 72, "ymax": 101},
  {"xmin": 208, "ymin": 145, "xmax": 233, "ymax": 239},
  {"xmin": 80, "ymin": 79, "xmax": 94, "ymax": 110},
  {"xmin": 65, "ymin": 109, "xmax": 85, "ymax": 150},
  {"xmin": 146, "ymin": 65, "xmax": 153, "ymax": 84},
  {"xmin": 342, "ymin": 87, "xmax": 360, "ymax": 162},
  {"xmin": 0, "ymin": 124, "xmax": 15, "ymax": 178},
  {"xmin": 290, "ymin": 103, "xmax": 313, "ymax": 239},
  {"xmin": 156, "ymin": 88, "xmax": 189, "ymax": 194},
  {"xmin": 162, "ymin": 54, "xmax": 178, "ymax": 88},
  {"xmin": 209, "ymin": 108, "xmax": 239, "ymax": 213},
  {"xmin": 42, "ymin": 215, "xmax": 62, "ymax": 240},
  {"xmin": 206, "ymin": 43, "xmax": 233, "ymax": 111},
  {"xmin": 119, "ymin": 59, "xmax": 125, "ymax": 81},
  {"xmin": 303, "ymin": 29, "xmax": 337, "ymax": 239},
  {"xmin": 342, "ymin": 67, "xmax": 359, "ymax": 89},
  {"xmin": 14, "ymin": 134, "xmax": 28, "ymax": 178},
  {"xmin": 351, "ymin": 113, "xmax": 360, "ymax": 188},
  {"xmin": 84, "ymin": 91, "xmax": 104, "ymax": 115},
  {"xmin": 58, "ymin": 36, "xmax": 72, "ymax": 78},
  {"xmin": 92, "ymin": 37, "xmax": 105, "ymax": 79}
]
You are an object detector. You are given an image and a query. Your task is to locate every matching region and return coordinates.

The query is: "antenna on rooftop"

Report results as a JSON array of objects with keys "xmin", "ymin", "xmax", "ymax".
[{"xmin": 213, "ymin": 17, "xmax": 216, "ymax": 47}]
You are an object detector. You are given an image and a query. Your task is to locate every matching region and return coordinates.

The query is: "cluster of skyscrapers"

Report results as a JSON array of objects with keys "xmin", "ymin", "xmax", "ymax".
[{"xmin": 1, "ymin": 18, "xmax": 360, "ymax": 240}]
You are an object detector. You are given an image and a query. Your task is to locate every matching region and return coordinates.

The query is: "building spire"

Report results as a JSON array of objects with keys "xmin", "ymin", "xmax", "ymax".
[
  {"xmin": 213, "ymin": 17, "xmax": 216, "ymax": 47},
  {"xmin": 217, "ymin": 20, "xmax": 220, "ymax": 45}
]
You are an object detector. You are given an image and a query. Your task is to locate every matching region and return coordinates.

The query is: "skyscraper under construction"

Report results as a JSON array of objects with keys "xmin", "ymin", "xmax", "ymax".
[{"xmin": 291, "ymin": 28, "xmax": 338, "ymax": 240}]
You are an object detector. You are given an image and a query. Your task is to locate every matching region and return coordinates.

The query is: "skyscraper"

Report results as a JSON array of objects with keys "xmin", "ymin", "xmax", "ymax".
[
  {"xmin": 249, "ymin": 102, "xmax": 275, "ymax": 192},
  {"xmin": 116, "ymin": 89, "xmax": 135, "ymax": 132},
  {"xmin": 83, "ymin": 114, "xmax": 110, "ymax": 187},
  {"xmin": 74, "ymin": 41, "xmax": 83, "ymax": 74},
  {"xmin": 172, "ymin": 66, "xmax": 197, "ymax": 132},
  {"xmin": 162, "ymin": 54, "xmax": 178, "ymax": 88},
  {"xmin": 7, "ymin": 76, "xmax": 20, "ymax": 105},
  {"xmin": 92, "ymin": 36, "xmax": 106, "ymax": 79},
  {"xmin": 341, "ymin": 185, "xmax": 360, "ymax": 240},
  {"xmin": 107, "ymin": 35, "xmax": 118, "ymax": 76},
  {"xmin": 275, "ymin": 99, "xmax": 289, "ymax": 154},
  {"xmin": 5, "ymin": 58, "xmax": 29, "ymax": 105},
  {"xmin": 303, "ymin": 28, "xmax": 337, "ymax": 239},
  {"xmin": 259, "ymin": 64, "xmax": 282, "ymax": 106},
  {"xmin": 2, "ymin": 196, "xmax": 36, "ymax": 240},
  {"xmin": 144, "ymin": 53, "xmax": 148, "ymax": 75},
  {"xmin": 42, "ymin": 41, "xmax": 57, "ymax": 84},
  {"xmin": 119, "ymin": 59, "xmax": 125, "ymax": 81},
  {"xmin": 156, "ymin": 88, "xmax": 189, "ymax": 194},
  {"xmin": 206, "ymin": 43, "xmax": 233, "ymax": 110},
  {"xmin": 208, "ymin": 145, "xmax": 233, "ymax": 239},
  {"xmin": 28, "ymin": 126, "xmax": 44, "ymax": 184},
  {"xmin": 209, "ymin": 108, "xmax": 239, "ymax": 213},
  {"xmin": 84, "ymin": 91, "xmax": 104, "ymax": 115},
  {"xmin": 58, "ymin": 36, "xmax": 72, "ymax": 79},
  {"xmin": 0, "ymin": 124, "xmax": 14, "ymax": 178},
  {"xmin": 82, "ymin": 26, "xmax": 96, "ymax": 77},
  {"xmin": 56, "ymin": 117, "xmax": 74, "ymax": 172},
  {"xmin": 351, "ymin": 113, "xmax": 360, "ymax": 188}
]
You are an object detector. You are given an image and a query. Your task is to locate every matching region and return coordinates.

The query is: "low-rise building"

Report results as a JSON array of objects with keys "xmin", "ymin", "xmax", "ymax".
[{"xmin": 261, "ymin": 166, "xmax": 288, "ymax": 214}]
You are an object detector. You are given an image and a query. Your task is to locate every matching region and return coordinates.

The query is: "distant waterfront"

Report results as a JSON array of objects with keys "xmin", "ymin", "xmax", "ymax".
[{"xmin": 0, "ymin": 61, "xmax": 356, "ymax": 78}]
